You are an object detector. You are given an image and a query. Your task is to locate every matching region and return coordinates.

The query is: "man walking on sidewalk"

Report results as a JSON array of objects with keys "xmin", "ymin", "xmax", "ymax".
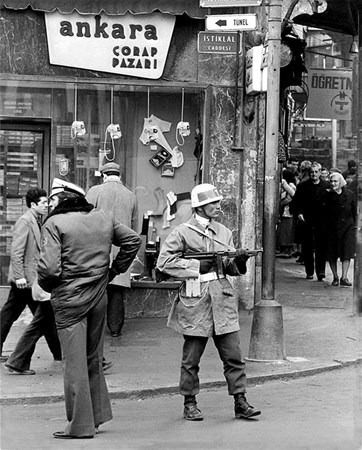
[
  {"xmin": 0, "ymin": 188, "xmax": 60, "ymax": 366},
  {"xmin": 293, "ymin": 162, "xmax": 329, "ymax": 281},
  {"xmin": 86, "ymin": 162, "xmax": 139, "ymax": 337},
  {"xmin": 38, "ymin": 178, "xmax": 141, "ymax": 439},
  {"xmin": 156, "ymin": 183, "xmax": 260, "ymax": 422}
]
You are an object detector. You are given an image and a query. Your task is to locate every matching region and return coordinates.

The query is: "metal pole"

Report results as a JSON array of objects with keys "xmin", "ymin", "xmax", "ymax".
[{"xmin": 248, "ymin": 0, "xmax": 285, "ymax": 361}]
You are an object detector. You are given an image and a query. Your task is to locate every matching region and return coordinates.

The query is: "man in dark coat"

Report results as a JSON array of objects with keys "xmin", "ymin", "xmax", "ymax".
[
  {"xmin": 38, "ymin": 178, "xmax": 141, "ymax": 439},
  {"xmin": 293, "ymin": 162, "xmax": 329, "ymax": 281},
  {"xmin": 86, "ymin": 162, "xmax": 138, "ymax": 337}
]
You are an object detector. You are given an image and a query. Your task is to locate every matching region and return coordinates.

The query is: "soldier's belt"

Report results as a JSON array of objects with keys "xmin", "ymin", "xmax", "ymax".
[{"xmin": 199, "ymin": 272, "xmax": 225, "ymax": 282}]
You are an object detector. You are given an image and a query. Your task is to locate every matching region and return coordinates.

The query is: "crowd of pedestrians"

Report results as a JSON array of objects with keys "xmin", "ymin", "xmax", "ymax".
[
  {"xmin": 277, "ymin": 159, "xmax": 357, "ymax": 287},
  {"xmin": 0, "ymin": 171, "xmax": 263, "ymax": 438}
]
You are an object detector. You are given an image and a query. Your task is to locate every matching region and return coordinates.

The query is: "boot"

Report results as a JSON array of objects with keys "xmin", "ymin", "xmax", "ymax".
[
  {"xmin": 183, "ymin": 396, "xmax": 204, "ymax": 421},
  {"xmin": 234, "ymin": 393, "xmax": 261, "ymax": 419}
]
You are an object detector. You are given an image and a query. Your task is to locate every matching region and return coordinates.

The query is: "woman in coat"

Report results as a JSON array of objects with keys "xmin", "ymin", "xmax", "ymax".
[{"xmin": 325, "ymin": 172, "xmax": 357, "ymax": 286}]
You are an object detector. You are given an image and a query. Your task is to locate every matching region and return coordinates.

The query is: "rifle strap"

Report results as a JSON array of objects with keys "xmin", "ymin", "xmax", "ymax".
[{"xmin": 184, "ymin": 223, "xmax": 234, "ymax": 251}]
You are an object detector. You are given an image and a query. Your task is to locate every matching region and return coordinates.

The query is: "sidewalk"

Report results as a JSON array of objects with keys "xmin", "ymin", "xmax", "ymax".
[{"xmin": 0, "ymin": 258, "xmax": 361, "ymax": 405}]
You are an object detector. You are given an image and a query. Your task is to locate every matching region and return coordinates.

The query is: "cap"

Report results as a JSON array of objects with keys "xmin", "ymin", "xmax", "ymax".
[
  {"xmin": 49, "ymin": 178, "xmax": 85, "ymax": 199},
  {"xmin": 100, "ymin": 162, "xmax": 120, "ymax": 174}
]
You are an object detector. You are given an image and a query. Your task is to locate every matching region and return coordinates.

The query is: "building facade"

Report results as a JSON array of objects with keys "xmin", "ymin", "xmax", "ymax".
[{"xmin": 0, "ymin": 2, "xmax": 266, "ymax": 310}]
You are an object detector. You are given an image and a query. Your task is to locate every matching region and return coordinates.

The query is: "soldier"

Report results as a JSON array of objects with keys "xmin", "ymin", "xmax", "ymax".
[{"xmin": 156, "ymin": 183, "xmax": 261, "ymax": 422}]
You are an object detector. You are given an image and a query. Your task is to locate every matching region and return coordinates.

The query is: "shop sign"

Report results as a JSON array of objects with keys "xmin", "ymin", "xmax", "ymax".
[
  {"xmin": 45, "ymin": 12, "xmax": 176, "ymax": 80},
  {"xmin": 306, "ymin": 68, "xmax": 352, "ymax": 120},
  {"xmin": 206, "ymin": 14, "xmax": 257, "ymax": 31},
  {"xmin": 197, "ymin": 31, "xmax": 241, "ymax": 54},
  {"xmin": 200, "ymin": 0, "xmax": 262, "ymax": 6}
]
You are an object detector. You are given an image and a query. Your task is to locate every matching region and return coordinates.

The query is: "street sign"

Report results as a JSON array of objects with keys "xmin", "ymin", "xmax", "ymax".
[
  {"xmin": 206, "ymin": 14, "xmax": 257, "ymax": 31},
  {"xmin": 201, "ymin": 0, "xmax": 262, "ymax": 6},
  {"xmin": 197, "ymin": 31, "xmax": 241, "ymax": 54}
]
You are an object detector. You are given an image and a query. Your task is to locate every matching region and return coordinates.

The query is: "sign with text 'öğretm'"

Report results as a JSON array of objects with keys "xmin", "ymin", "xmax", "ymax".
[
  {"xmin": 306, "ymin": 68, "xmax": 352, "ymax": 120},
  {"xmin": 45, "ymin": 12, "xmax": 175, "ymax": 79},
  {"xmin": 198, "ymin": 31, "xmax": 241, "ymax": 54}
]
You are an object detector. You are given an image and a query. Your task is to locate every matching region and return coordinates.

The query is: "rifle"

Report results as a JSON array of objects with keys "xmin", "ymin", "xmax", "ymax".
[
  {"xmin": 183, "ymin": 249, "xmax": 263, "ymax": 259},
  {"xmin": 155, "ymin": 249, "xmax": 263, "ymax": 282}
]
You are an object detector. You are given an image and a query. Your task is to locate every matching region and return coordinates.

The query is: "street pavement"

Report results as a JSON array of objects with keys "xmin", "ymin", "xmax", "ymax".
[
  {"xmin": 0, "ymin": 257, "xmax": 361, "ymax": 405},
  {"xmin": 1, "ymin": 366, "xmax": 361, "ymax": 449}
]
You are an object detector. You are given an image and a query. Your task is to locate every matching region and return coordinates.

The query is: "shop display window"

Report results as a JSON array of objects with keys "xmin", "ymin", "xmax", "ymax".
[{"xmin": 0, "ymin": 80, "xmax": 204, "ymax": 285}]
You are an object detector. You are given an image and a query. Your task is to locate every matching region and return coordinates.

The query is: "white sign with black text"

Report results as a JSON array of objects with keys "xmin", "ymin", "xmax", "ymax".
[{"xmin": 45, "ymin": 12, "xmax": 176, "ymax": 79}]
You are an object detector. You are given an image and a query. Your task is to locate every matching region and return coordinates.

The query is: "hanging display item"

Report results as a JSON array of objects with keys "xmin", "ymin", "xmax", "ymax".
[
  {"xmin": 175, "ymin": 88, "xmax": 190, "ymax": 147},
  {"xmin": 70, "ymin": 86, "xmax": 86, "ymax": 140},
  {"xmin": 99, "ymin": 87, "xmax": 122, "ymax": 170},
  {"xmin": 140, "ymin": 88, "xmax": 182, "ymax": 168},
  {"xmin": 149, "ymin": 148, "xmax": 172, "ymax": 168}
]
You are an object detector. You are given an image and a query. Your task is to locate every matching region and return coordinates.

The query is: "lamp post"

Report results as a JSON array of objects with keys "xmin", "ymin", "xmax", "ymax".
[{"xmin": 248, "ymin": 0, "xmax": 286, "ymax": 361}]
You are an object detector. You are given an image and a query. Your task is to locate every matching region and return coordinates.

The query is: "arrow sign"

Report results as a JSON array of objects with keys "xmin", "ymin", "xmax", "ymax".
[{"xmin": 206, "ymin": 14, "xmax": 257, "ymax": 31}]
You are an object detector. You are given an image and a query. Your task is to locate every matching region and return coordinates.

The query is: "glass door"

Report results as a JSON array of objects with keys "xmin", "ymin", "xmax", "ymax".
[{"xmin": 0, "ymin": 121, "xmax": 50, "ymax": 285}]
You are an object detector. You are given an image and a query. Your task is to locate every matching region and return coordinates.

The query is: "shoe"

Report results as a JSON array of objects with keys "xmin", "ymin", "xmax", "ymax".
[
  {"xmin": 306, "ymin": 275, "xmax": 313, "ymax": 280},
  {"xmin": 102, "ymin": 360, "xmax": 113, "ymax": 371},
  {"xmin": 331, "ymin": 278, "xmax": 339, "ymax": 287},
  {"xmin": 5, "ymin": 363, "xmax": 35, "ymax": 375},
  {"xmin": 0, "ymin": 355, "xmax": 8, "ymax": 363},
  {"xmin": 111, "ymin": 331, "xmax": 122, "ymax": 337},
  {"xmin": 317, "ymin": 274, "xmax": 325, "ymax": 281},
  {"xmin": 340, "ymin": 278, "xmax": 352, "ymax": 287},
  {"xmin": 296, "ymin": 257, "xmax": 304, "ymax": 264},
  {"xmin": 183, "ymin": 403, "xmax": 204, "ymax": 421},
  {"xmin": 53, "ymin": 431, "xmax": 93, "ymax": 439},
  {"xmin": 234, "ymin": 394, "xmax": 261, "ymax": 419}
]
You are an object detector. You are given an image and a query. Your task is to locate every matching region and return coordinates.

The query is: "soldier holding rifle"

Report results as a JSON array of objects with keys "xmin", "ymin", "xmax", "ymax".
[{"xmin": 156, "ymin": 183, "xmax": 261, "ymax": 422}]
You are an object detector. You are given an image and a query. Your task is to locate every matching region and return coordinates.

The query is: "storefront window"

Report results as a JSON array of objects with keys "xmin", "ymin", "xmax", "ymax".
[{"xmin": 0, "ymin": 79, "xmax": 204, "ymax": 285}]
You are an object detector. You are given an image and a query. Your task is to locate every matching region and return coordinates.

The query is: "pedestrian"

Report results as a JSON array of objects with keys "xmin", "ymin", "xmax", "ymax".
[
  {"xmin": 0, "ymin": 188, "xmax": 59, "ymax": 366},
  {"xmin": 156, "ymin": 183, "xmax": 261, "ymax": 422},
  {"xmin": 320, "ymin": 167, "xmax": 330, "ymax": 183},
  {"xmin": 324, "ymin": 172, "xmax": 357, "ymax": 287},
  {"xmin": 298, "ymin": 160, "xmax": 312, "ymax": 183},
  {"xmin": 86, "ymin": 162, "xmax": 139, "ymax": 338},
  {"xmin": 5, "ymin": 275, "xmax": 61, "ymax": 375},
  {"xmin": 342, "ymin": 159, "xmax": 357, "ymax": 187},
  {"xmin": 38, "ymin": 178, "xmax": 141, "ymax": 439},
  {"xmin": 293, "ymin": 162, "xmax": 329, "ymax": 280},
  {"xmin": 276, "ymin": 170, "xmax": 296, "ymax": 257}
]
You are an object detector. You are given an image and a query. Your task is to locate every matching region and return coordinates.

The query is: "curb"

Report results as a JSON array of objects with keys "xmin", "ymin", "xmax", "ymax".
[{"xmin": 1, "ymin": 358, "xmax": 361, "ymax": 406}]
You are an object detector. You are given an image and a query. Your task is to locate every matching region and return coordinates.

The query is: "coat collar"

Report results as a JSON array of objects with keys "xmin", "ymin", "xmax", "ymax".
[{"xmin": 188, "ymin": 215, "xmax": 218, "ymax": 235}]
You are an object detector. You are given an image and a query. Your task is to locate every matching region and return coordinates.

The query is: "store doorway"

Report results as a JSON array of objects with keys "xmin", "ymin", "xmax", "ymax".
[{"xmin": 0, "ymin": 120, "xmax": 51, "ymax": 285}]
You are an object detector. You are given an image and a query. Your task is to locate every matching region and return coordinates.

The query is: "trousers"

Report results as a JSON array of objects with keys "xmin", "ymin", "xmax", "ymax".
[
  {"xmin": 180, "ymin": 331, "xmax": 246, "ymax": 397},
  {"xmin": 57, "ymin": 294, "xmax": 112, "ymax": 437},
  {"xmin": 301, "ymin": 223, "xmax": 326, "ymax": 278},
  {"xmin": 6, "ymin": 301, "xmax": 62, "ymax": 371},
  {"xmin": 0, "ymin": 284, "xmax": 38, "ymax": 353},
  {"xmin": 106, "ymin": 285, "xmax": 125, "ymax": 334}
]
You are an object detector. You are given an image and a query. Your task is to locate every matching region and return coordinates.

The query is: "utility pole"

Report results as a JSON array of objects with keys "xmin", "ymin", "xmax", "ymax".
[{"xmin": 248, "ymin": 0, "xmax": 285, "ymax": 360}]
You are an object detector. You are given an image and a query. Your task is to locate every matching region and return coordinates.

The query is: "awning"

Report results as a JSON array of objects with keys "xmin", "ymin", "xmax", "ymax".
[
  {"xmin": 292, "ymin": 0, "xmax": 358, "ymax": 36},
  {"xmin": 0, "ymin": 0, "xmax": 208, "ymax": 18}
]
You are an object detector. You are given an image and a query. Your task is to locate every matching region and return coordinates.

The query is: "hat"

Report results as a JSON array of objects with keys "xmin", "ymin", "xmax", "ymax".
[
  {"xmin": 49, "ymin": 178, "xmax": 85, "ymax": 199},
  {"xmin": 100, "ymin": 162, "xmax": 120, "ymax": 174}
]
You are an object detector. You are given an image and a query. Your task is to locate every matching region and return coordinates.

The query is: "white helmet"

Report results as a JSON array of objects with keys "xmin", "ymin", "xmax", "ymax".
[{"xmin": 191, "ymin": 184, "xmax": 223, "ymax": 208}]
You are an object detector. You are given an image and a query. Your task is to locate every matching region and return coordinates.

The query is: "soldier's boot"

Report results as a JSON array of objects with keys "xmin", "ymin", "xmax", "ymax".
[
  {"xmin": 183, "ymin": 395, "xmax": 204, "ymax": 421},
  {"xmin": 234, "ymin": 393, "xmax": 261, "ymax": 419}
]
